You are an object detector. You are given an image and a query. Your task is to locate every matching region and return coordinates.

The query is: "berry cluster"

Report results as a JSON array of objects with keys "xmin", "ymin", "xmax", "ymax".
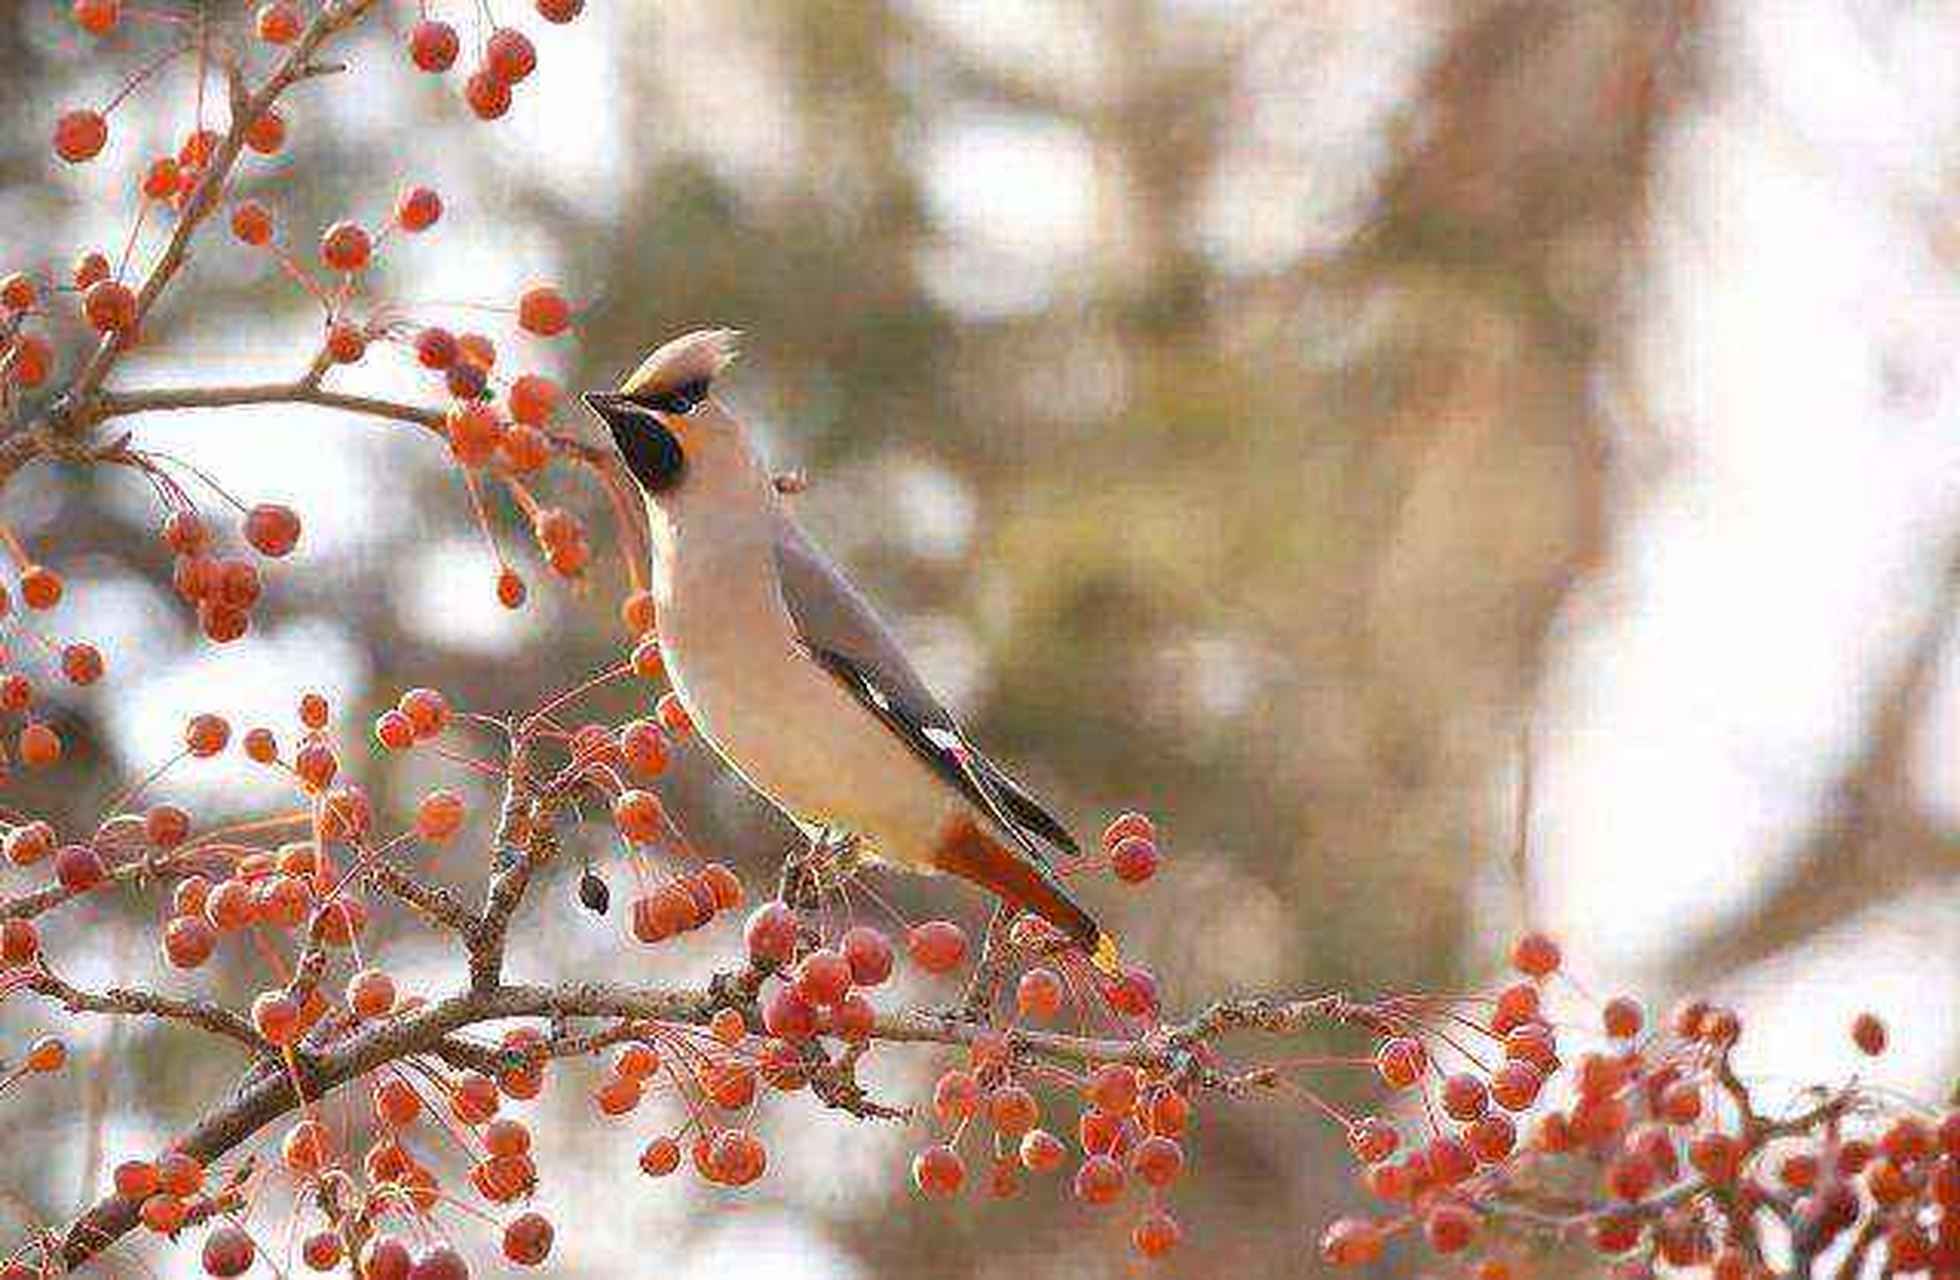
[
  {"xmin": 5, "ymin": 0, "xmax": 651, "ymax": 772},
  {"xmin": 1316, "ymin": 933, "xmax": 1955, "ymax": 1278}
]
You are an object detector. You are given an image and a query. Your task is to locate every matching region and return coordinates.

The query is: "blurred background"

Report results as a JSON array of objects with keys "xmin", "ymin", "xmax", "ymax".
[{"xmin": 3, "ymin": 1, "xmax": 1959, "ymax": 1276}]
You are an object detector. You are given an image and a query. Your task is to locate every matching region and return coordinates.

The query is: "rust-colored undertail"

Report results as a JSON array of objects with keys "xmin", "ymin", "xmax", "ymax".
[{"xmin": 931, "ymin": 814, "xmax": 1120, "ymax": 976}]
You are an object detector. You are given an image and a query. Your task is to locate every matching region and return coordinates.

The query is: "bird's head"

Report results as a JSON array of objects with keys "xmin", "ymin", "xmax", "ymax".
[{"xmin": 582, "ymin": 328, "xmax": 742, "ymax": 495}]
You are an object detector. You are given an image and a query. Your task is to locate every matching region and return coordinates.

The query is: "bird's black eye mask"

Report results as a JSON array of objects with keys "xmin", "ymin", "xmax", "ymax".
[{"xmin": 581, "ymin": 383, "xmax": 707, "ymax": 494}]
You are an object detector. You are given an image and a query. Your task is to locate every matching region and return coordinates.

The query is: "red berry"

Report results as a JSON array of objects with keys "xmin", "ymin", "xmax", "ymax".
[
  {"xmin": 54, "ymin": 110, "xmax": 108, "ymax": 163},
  {"xmin": 745, "ymin": 902, "xmax": 798, "ymax": 966},
  {"xmin": 1425, "ymin": 1203, "xmax": 1477, "ymax": 1254},
  {"xmin": 1375, "ymin": 1036, "xmax": 1427, "ymax": 1089},
  {"xmin": 0, "ymin": 272, "xmax": 35, "ymax": 312},
  {"xmin": 1109, "ymin": 835, "xmax": 1159, "ymax": 883},
  {"xmin": 61, "ymin": 642, "xmax": 104, "ymax": 685},
  {"xmin": 839, "ymin": 924, "xmax": 893, "ymax": 986},
  {"xmin": 162, "ymin": 915, "xmax": 216, "ymax": 969},
  {"xmin": 319, "ymin": 221, "xmax": 371, "ymax": 272},
  {"xmin": 55, "ymin": 843, "xmax": 106, "ymax": 892},
  {"xmin": 502, "ymin": 1212, "xmax": 552, "ymax": 1266},
  {"xmin": 762, "ymin": 985, "xmax": 818, "ymax": 1042},
  {"xmin": 83, "ymin": 279, "xmax": 137, "ymax": 334},
  {"xmin": 398, "ymin": 687, "xmax": 449, "ymax": 738},
  {"xmin": 536, "ymin": 0, "xmax": 583, "ymax": 19},
  {"xmin": 1603, "ymin": 995, "xmax": 1644, "ymax": 1039},
  {"xmin": 0, "ymin": 918, "xmax": 40, "ymax": 967},
  {"xmin": 906, "ymin": 920, "xmax": 968, "ymax": 974},
  {"xmin": 408, "ymin": 20, "xmax": 459, "ymax": 72},
  {"xmin": 1072, "ymin": 1153, "xmax": 1126, "ymax": 1206},
  {"xmin": 1016, "ymin": 966, "xmax": 1064, "ymax": 1020},
  {"xmin": 244, "ymin": 503, "xmax": 300, "ymax": 556},
  {"xmin": 73, "ymin": 0, "xmax": 120, "ymax": 35},
  {"xmin": 1130, "ymin": 1134, "xmax": 1183, "ymax": 1187},
  {"xmin": 255, "ymin": 1, "xmax": 300, "ymax": 43},
  {"xmin": 466, "ymin": 70, "xmax": 512, "ymax": 120},
  {"xmin": 395, "ymin": 184, "xmax": 443, "ymax": 231},
  {"xmin": 508, "ymin": 373, "xmax": 560, "ymax": 425},
  {"xmin": 794, "ymin": 948, "xmax": 852, "ymax": 1007},
  {"xmin": 1319, "ymin": 1218, "xmax": 1383, "ymax": 1266},
  {"xmin": 243, "ymin": 108, "xmax": 286, "ymax": 155},
  {"xmin": 911, "ymin": 1144, "xmax": 965, "ymax": 1198},
  {"xmin": 445, "ymin": 402, "xmax": 504, "ymax": 467},
  {"xmin": 1132, "ymin": 1209, "xmax": 1181, "ymax": 1259},
  {"xmin": 1441, "ymin": 1072, "xmax": 1489, "ymax": 1121},
  {"xmin": 201, "ymin": 1223, "xmax": 256, "ymax": 1277},
  {"xmin": 485, "ymin": 28, "xmax": 537, "ymax": 83},
  {"xmin": 1851, "ymin": 1011, "xmax": 1887, "ymax": 1056},
  {"xmin": 1510, "ymin": 931, "xmax": 1561, "ymax": 977}
]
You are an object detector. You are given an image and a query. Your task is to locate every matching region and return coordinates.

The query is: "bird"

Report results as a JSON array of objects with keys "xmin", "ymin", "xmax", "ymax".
[{"xmin": 582, "ymin": 329, "xmax": 1119, "ymax": 976}]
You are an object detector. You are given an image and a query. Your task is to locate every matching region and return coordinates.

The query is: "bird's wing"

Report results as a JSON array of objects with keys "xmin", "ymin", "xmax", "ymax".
[{"xmin": 771, "ymin": 513, "xmax": 1078, "ymax": 861}]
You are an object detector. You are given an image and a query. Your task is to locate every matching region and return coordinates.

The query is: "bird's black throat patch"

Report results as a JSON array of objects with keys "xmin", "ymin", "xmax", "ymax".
[{"xmin": 583, "ymin": 392, "xmax": 686, "ymax": 493}]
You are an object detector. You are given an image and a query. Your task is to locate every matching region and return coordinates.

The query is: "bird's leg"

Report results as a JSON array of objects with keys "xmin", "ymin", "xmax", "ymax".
[
  {"xmin": 780, "ymin": 824, "xmax": 860, "ymax": 909},
  {"xmin": 959, "ymin": 900, "xmax": 1018, "ymax": 1021}
]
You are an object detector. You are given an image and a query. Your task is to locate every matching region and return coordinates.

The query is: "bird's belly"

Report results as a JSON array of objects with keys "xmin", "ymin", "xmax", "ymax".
[{"xmin": 667, "ymin": 631, "xmax": 957, "ymax": 870}]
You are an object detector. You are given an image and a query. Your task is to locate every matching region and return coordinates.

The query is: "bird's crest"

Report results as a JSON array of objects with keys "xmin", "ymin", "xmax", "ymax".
[{"xmin": 620, "ymin": 328, "xmax": 741, "ymax": 400}]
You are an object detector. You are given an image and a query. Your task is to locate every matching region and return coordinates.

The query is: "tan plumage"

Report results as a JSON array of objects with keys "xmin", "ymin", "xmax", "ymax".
[{"xmin": 584, "ymin": 331, "xmax": 1118, "ymax": 974}]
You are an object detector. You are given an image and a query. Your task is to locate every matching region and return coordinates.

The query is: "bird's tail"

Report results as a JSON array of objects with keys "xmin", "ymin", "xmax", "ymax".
[{"xmin": 931, "ymin": 816, "xmax": 1122, "ymax": 977}]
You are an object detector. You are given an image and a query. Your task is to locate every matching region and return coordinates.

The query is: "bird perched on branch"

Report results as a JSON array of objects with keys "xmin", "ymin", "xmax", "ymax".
[{"xmin": 584, "ymin": 329, "xmax": 1118, "ymax": 975}]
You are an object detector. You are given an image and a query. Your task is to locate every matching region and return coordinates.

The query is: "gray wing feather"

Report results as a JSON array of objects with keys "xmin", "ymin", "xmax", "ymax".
[{"xmin": 772, "ymin": 514, "xmax": 1077, "ymax": 859}]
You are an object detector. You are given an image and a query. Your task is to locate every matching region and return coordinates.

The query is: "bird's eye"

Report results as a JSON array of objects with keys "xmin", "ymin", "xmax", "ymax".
[{"xmin": 635, "ymin": 379, "xmax": 708, "ymax": 416}]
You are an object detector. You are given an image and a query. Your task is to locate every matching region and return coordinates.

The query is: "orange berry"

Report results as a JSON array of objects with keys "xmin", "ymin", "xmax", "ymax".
[
  {"xmin": 445, "ymin": 402, "xmax": 504, "ymax": 467},
  {"xmin": 83, "ymin": 279, "xmax": 137, "ymax": 334},
  {"xmin": 457, "ymin": 331, "xmax": 496, "ymax": 370},
  {"xmin": 655, "ymin": 690, "xmax": 693, "ymax": 737},
  {"xmin": 415, "ymin": 326, "xmax": 458, "ymax": 370},
  {"xmin": 72, "ymin": 251, "xmax": 110, "ymax": 289},
  {"xmin": 498, "ymin": 423, "xmax": 551, "ymax": 475},
  {"xmin": 18, "ymin": 721, "xmax": 61, "ymax": 768},
  {"xmin": 508, "ymin": 373, "xmax": 559, "ymax": 426},
  {"xmin": 414, "ymin": 789, "xmax": 464, "ymax": 841},
  {"xmin": 517, "ymin": 285, "xmax": 569, "ymax": 336},
  {"xmin": 54, "ymin": 109, "xmax": 108, "ymax": 163},
  {"xmin": 347, "ymin": 968, "xmax": 396, "ymax": 1019},
  {"xmin": 243, "ymin": 727, "xmax": 279, "ymax": 763},
  {"xmin": 611, "ymin": 789, "xmax": 665, "ymax": 843},
  {"xmin": 399, "ymin": 687, "xmax": 450, "ymax": 738}
]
